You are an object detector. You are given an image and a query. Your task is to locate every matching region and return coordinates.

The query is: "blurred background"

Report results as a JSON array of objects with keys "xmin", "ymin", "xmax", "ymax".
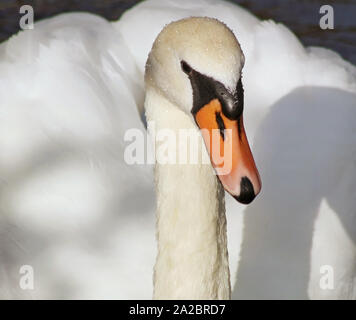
[{"xmin": 0, "ymin": 0, "xmax": 355, "ymax": 64}]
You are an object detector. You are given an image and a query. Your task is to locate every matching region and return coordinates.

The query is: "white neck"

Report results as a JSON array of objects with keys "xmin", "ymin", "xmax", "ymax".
[{"xmin": 145, "ymin": 87, "xmax": 231, "ymax": 300}]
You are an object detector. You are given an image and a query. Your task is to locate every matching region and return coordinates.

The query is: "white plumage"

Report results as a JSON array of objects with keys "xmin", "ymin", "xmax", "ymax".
[{"xmin": 0, "ymin": 0, "xmax": 355, "ymax": 299}]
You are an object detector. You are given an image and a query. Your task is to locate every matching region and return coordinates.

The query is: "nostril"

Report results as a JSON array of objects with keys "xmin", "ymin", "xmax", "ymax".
[{"xmin": 234, "ymin": 177, "xmax": 255, "ymax": 204}]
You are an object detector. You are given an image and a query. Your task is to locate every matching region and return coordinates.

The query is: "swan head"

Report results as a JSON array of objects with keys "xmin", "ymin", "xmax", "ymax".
[{"xmin": 145, "ymin": 17, "xmax": 261, "ymax": 204}]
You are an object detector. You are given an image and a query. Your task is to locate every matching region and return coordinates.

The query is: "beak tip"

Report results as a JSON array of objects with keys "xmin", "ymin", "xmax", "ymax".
[
  {"xmin": 233, "ymin": 193, "xmax": 256, "ymax": 205},
  {"xmin": 233, "ymin": 176, "xmax": 257, "ymax": 205}
]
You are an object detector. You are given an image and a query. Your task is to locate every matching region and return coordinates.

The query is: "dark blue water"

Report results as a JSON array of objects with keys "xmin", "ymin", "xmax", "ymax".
[
  {"xmin": 0, "ymin": 0, "xmax": 355, "ymax": 64},
  {"xmin": 234, "ymin": 0, "xmax": 356, "ymax": 65}
]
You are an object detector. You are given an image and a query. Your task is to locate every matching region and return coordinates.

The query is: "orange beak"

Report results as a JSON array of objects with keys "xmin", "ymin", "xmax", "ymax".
[{"xmin": 194, "ymin": 98, "xmax": 261, "ymax": 204}]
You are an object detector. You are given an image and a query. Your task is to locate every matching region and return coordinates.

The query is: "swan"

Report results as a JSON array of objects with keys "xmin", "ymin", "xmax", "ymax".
[
  {"xmin": 0, "ymin": 0, "xmax": 355, "ymax": 299},
  {"xmin": 0, "ymin": 5, "xmax": 261, "ymax": 300},
  {"xmin": 118, "ymin": 0, "xmax": 356, "ymax": 299},
  {"xmin": 144, "ymin": 17, "xmax": 260, "ymax": 299}
]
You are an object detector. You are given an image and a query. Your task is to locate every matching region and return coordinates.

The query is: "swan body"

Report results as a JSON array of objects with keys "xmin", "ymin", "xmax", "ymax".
[
  {"xmin": 0, "ymin": 0, "xmax": 355, "ymax": 299},
  {"xmin": 0, "ymin": 13, "xmax": 155, "ymax": 299}
]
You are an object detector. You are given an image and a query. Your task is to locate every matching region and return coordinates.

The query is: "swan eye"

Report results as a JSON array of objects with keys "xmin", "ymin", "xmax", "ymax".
[{"xmin": 181, "ymin": 61, "xmax": 192, "ymax": 74}]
